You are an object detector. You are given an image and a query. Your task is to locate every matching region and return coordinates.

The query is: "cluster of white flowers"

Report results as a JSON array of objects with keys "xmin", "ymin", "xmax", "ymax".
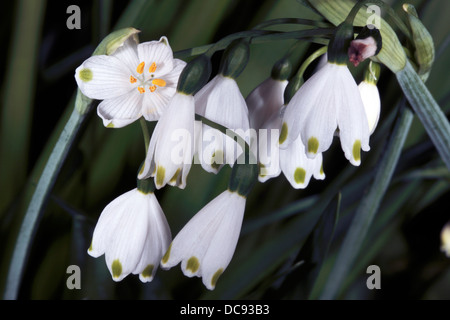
[{"xmin": 74, "ymin": 30, "xmax": 381, "ymax": 289}]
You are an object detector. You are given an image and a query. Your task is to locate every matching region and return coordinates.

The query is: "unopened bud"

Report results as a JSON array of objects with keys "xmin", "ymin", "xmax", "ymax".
[{"xmin": 348, "ymin": 26, "xmax": 382, "ymax": 67}]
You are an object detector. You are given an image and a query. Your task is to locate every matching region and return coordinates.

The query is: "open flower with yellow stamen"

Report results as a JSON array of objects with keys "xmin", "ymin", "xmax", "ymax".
[
  {"xmin": 75, "ymin": 36, "xmax": 186, "ymax": 128},
  {"xmin": 88, "ymin": 181, "xmax": 172, "ymax": 283}
]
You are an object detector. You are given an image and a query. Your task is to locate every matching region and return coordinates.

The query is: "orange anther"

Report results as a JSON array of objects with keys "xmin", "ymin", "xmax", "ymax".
[
  {"xmin": 130, "ymin": 75, "xmax": 137, "ymax": 83},
  {"xmin": 137, "ymin": 87, "xmax": 145, "ymax": 94},
  {"xmin": 149, "ymin": 86, "xmax": 157, "ymax": 92},
  {"xmin": 136, "ymin": 62, "xmax": 145, "ymax": 74},
  {"xmin": 152, "ymin": 79, "xmax": 166, "ymax": 87},
  {"xmin": 149, "ymin": 62, "xmax": 157, "ymax": 73}
]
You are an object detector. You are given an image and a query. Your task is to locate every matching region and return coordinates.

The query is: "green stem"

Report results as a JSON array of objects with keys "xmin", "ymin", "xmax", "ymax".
[
  {"xmin": 251, "ymin": 17, "xmax": 333, "ymax": 29},
  {"xmin": 396, "ymin": 61, "xmax": 450, "ymax": 170},
  {"xmin": 139, "ymin": 117, "xmax": 150, "ymax": 154},
  {"xmin": 296, "ymin": 45, "xmax": 328, "ymax": 79},
  {"xmin": 3, "ymin": 102, "xmax": 91, "ymax": 300},
  {"xmin": 174, "ymin": 28, "xmax": 334, "ymax": 59},
  {"xmin": 319, "ymin": 101, "xmax": 414, "ymax": 299}
]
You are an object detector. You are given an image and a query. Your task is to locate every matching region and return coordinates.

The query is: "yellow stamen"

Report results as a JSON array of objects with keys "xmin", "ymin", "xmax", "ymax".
[
  {"xmin": 130, "ymin": 75, "xmax": 137, "ymax": 83},
  {"xmin": 138, "ymin": 87, "xmax": 145, "ymax": 94},
  {"xmin": 152, "ymin": 78, "xmax": 166, "ymax": 87},
  {"xmin": 149, "ymin": 85, "xmax": 156, "ymax": 92},
  {"xmin": 136, "ymin": 62, "xmax": 145, "ymax": 74},
  {"xmin": 149, "ymin": 62, "xmax": 157, "ymax": 73}
]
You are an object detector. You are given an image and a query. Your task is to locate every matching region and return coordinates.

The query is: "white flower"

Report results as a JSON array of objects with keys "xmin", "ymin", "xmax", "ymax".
[
  {"xmin": 441, "ymin": 221, "xmax": 450, "ymax": 258},
  {"xmin": 161, "ymin": 189, "xmax": 246, "ymax": 290},
  {"xmin": 358, "ymin": 80, "xmax": 381, "ymax": 135},
  {"xmin": 280, "ymin": 132, "xmax": 325, "ymax": 189},
  {"xmin": 280, "ymin": 62, "xmax": 370, "ymax": 166},
  {"xmin": 88, "ymin": 188, "xmax": 171, "ymax": 282},
  {"xmin": 138, "ymin": 92, "xmax": 195, "ymax": 189},
  {"xmin": 246, "ymin": 77, "xmax": 287, "ymax": 182},
  {"xmin": 195, "ymin": 75, "xmax": 250, "ymax": 174},
  {"xmin": 75, "ymin": 36, "xmax": 186, "ymax": 128},
  {"xmin": 246, "ymin": 77, "xmax": 288, "ymax": 131}
]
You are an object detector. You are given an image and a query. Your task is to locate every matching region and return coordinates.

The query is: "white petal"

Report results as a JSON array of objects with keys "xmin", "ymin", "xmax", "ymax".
[
  {"xmin": 358, "ymin": 81, "xmax": 380, "ymax": 135},
  {"xmin": 75, "ymin": 55, "xmax": 134, "ymax": 100},
  {"xmin": 96, "ymin": 91, "xmax": 143, "ymax": 128},
  {"xmin": 142, "ymin": 58, "xmax": 186, "ymax": 121},
  {"xmin": 134, "ymin": 193, "xmax": 172, "ymax": 282},
  {"xmin": 88, "ymin": 189, "xmax": 137, "ymax": 258},
  {"xmin": 257, "ymin": 111, "xmax": 283, "ymax": 182},
  {"xmin": 280, "ymin": 136, "xmax": 316, "ymax": 189},
  {"xmin": 104, "ymin": 190, "xmax": 150, "ymax": 281},
  {"xmin": 195, "ymin": 76, "xmax": 250, "ymax": 172},
  {"xmin": 137, "ymin": 36, "xmax": 174, "ymax": 77},
  {"xmin": 336, "ymin": 66, "xmax": 370, "ymax": 166},
  {"xmin": 144, "ymin": 93, "xmax": 195, "ymax": 188},
  {"xmin": 110, "ymin": 37, "xmax": 139, "ymax": 74},
  {"xmin": 280, "ymin": 63, "xmax": 334, "ymax": 150},
  {"xmin": 201, "ymin": 192, "xmax": 245, "ymax": 290}
]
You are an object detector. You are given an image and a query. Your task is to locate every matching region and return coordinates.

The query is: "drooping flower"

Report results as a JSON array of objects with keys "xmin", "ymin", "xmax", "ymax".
[
  {"xmin": 75, "ymin": 36, "xmax": 186, "ymax": 128},
  {"xmin": 138, "ymin": 92, "xmax": 196, "ymax": 189},
  {"xmin": 279, "ymin": 61, "xmax": 370, "ymax": 166},
  {"xmin": 161, "ymin": 154, "xmax": 258, "ymax": 291},
  {"xmin": 88, "ymin": 185, "xmax": 171, "ymax": 283},
  {"xmin": 161, "ymin": 189, "xmax": 246, "ymax": 290},
  {"xmin": 195, "ymin": 75, "xmax": 250, "ymax": 174}
]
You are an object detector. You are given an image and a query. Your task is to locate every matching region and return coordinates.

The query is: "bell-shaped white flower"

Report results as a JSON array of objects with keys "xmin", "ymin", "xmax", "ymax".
[
  {"xmin": 138, "ymin": 92, "xmax": 195, "ymax": 189},
  {"xmin": 246, "ymin": 77, "xmax": 287, "ymax": 182},
  {"xmin": 161, "ymin": 189, "xmax": 246, "ymax": 290},
  {"xmin": 441, "ymin": 221, "xmax": 450, "ymax": 258},
  {"xmin": 280, "ymin": 62, "xmax": 370, "ymax": 166},
  {"xmin": 280, "ymin": 132, "xmax": 325, "ymax": 189},
  {"xmin": 88, "ymin": 188, "xmax": 171, "ymax": 282},
  {"xmin": 358, "ymin": 80, "xmax": 381, "ymax": 135},
  {"xmin": 195, "ymin": 75, "xmax": 250, "ymax": 174},
  {"xmin": 75, "ymin": 36, "xmax": 186, "ymax": 128}
]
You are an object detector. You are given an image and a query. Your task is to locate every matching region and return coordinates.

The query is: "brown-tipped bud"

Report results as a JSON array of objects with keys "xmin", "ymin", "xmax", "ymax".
[{"xmin": 348, "ymin": 26, "xmax": 382, "ymax": 67}]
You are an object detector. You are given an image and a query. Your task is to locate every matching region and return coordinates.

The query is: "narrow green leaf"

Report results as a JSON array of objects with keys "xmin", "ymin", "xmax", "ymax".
[
  {"xmin": 396, "ymin": 61, "xmax": 450, "ymax": 170},
  {"xmin": 319, "ymin": 102, "xmax": 414, "ymax": 300}
]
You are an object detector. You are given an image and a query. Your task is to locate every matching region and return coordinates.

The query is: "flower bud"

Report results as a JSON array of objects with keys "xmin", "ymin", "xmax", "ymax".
[
  {"xmin": 219, "ymin": 39, "xmax": 250, "ymax": 79},
  {"xmin": 271, "ymin": 57, "xmax": 292, "ymax": 81},
  {"xmin": 348, "ymin": 26, "xmax": 382, "ymax": 67},
  {"xmin": 177, "ymin": 54, "xmax": 212, "ymax": 95}
]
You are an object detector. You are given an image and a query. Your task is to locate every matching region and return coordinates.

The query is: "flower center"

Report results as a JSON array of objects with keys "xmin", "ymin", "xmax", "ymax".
[{"xmin": 129, "ymin": 61, "xmax": 167, "ymax": 94}]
